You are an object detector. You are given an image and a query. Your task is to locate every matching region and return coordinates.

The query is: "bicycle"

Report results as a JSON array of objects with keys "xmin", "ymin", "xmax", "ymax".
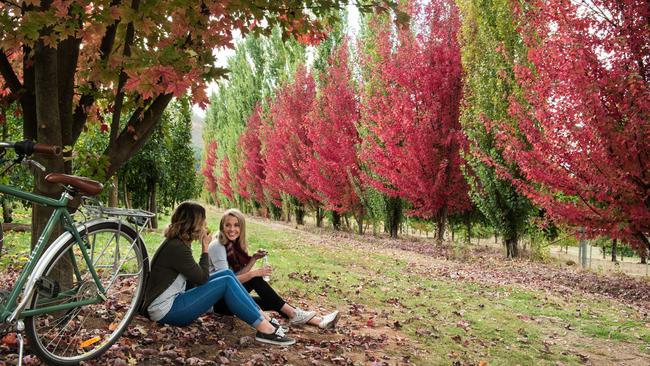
[{"xmin": 0, "ymin": 141, "xmax": 152, "ymax": 365}]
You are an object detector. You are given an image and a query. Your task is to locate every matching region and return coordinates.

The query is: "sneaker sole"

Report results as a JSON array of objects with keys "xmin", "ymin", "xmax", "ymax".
[{"xmin": 255, "ymin": 337, "xmax": 296, "ymax": 346}]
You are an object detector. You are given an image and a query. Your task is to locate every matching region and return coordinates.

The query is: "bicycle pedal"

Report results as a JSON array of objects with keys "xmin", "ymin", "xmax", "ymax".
[{"xmin": 36, "ymin": 277, "xmax": 60, "ymax": 298}]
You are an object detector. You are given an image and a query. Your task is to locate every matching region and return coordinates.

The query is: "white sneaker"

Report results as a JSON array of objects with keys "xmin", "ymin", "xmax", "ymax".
[
  {"xmin": 289, "ymin": 308, "xmax": 316, "ymax": 325},
  {"xmin": 318, "ymin": 310, "xmax": 340, "ymax": 329}
]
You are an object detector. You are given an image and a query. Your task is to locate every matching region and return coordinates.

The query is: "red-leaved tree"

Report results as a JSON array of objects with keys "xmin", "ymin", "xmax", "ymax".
[
  {"xmin": 303, "ymin": 41, "xmax": 365, "ymax": 229},
  {"xmin": 236, "ymin": 103, "xmax": 266, "ymax": 205},
  {"xmin": 262, "ymin": 66, "xmax": 317, "ymax": 222},
  {"xmin": 218, "ymin": 155, "xmax": 234, "ymax": 203},
  {"xmin": 497, "ymin": 0, "xmax": 649, "ymax": 252},
  {"xmin": 359, "ymin": 0, "xmax": 470, "ymax": 243},
  {"xmin": 202, "ymin": 140, "xmax": 219, "ymax": 202}
]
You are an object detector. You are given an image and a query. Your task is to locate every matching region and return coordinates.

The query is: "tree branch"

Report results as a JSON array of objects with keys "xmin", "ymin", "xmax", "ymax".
[
  {"xmin": 103, "ymin": 93, "xmax": 174, "ymax": 178},
  {"xmin": 71, "ymin": 0, "xmax": 123, "ymax": 145},
  {"xmin": 110, "ymin": 0, "xmax": 140, "ymax": 146},
  {"xmin": 0, "ymin": 50, "xmax": 22, "ymax": 95}
]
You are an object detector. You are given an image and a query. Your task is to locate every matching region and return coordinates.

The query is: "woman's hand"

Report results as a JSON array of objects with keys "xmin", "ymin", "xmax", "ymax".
[
  {"xmin": 251, "ymin": 249, "xmax": 268, "ymax": 260},
  {"xmin": 200, "ymin": 227, "xmax": 212, "ymax": 253},
  {"xmin": 255, "ymin": 266, "xmax": 272, "ymax": 278}
]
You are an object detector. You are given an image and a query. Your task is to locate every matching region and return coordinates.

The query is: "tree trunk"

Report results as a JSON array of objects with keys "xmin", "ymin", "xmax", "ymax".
[
  {"xmin": 108, "ymin": 175, "xmax": 119, "ymax": 207},
  {"xmin": 611, "ymin": 238, "xmax": 618, "ymax": 262},
  {"xmin": 294, "ymin": 204, "xmax": 304, "ymax": 225},
  {"xmin": 355, "ymin": 215, "xmax": 364, "ymax": 235},
  {"xmin": 465, "ymin": 213, "xmax": 471, "ymax": 244},
  {"xmin": 332, "ymin": 211, "xmax": 341, "ymax": 231},
  {"xmin": 316, "ymin": 207, "xmax": 324, "ymax": 227},
  {"xmin": 635, "ymin": 233, "xmax": 649, "ymax": 264},
  {"xmin": 344, "ymin": 214, "xmax": 350, "ymax": 230},
  {"xmin": 269, "ymin": 204, "xmax": 282, "ymax": 221},
  {"xmin": 385, "ymin": 196, "xmax": 402, "ymax": 238},
  {"xmin": 435, "ymin": 207, "xmax": 447, "ymax": 246},
  {"xmin": 123, "ymin": 178, "xmax": 132, "ymax": 209},
  {"xmin": 1, "ymin": 110, "xmax": 12, "ymax": 225},
  {"xmin": 2, "ymin": 199, "xmax": 12, "ymax": 224},
  {"xmin": 31, "ymin": 37, "xmax": 70, "ymax": 288},
  {"xmin": 504, "ymin": 233, "xmax": 519, "ymax": 258},
  {"xmin": 148, "ymin": 180, "xmax": 158, "ymax": 229},
  {"xmin": 32, "ymin": 38, "xmax": 66, "ymax": 251}
]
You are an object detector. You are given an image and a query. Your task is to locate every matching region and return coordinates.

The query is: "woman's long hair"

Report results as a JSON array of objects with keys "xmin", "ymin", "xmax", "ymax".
[{"xmin": 165, "ymin": 201, "xmax": 206, "ymax": 243}]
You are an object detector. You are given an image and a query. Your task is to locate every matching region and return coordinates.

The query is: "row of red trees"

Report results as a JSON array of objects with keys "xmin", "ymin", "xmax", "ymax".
[
  {"xmin": 205, "ymin": 0, "xmax": 470, "ymax": 240},
  {"xmin": 204, "ymin": 0, "xmax": 649, "ymax": 254}
]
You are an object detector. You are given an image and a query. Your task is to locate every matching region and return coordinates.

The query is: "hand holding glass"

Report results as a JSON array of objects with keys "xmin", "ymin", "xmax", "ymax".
[{"xmin": 258, "ymin": 249, "xmax": 271, "ymax": 281}]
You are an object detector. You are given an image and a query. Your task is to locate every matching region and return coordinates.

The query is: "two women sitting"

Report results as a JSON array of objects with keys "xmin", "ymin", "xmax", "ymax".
[{"xmin": 141, "ymin": 202, "xmax": 339, "ymax": 347}]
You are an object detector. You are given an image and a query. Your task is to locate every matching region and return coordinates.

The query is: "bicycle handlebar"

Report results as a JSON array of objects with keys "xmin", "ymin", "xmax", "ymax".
[
  {"xmin": 32, "ymin": 143, "xmax": 62, "ymax": 156},
  {"xmin": 1, "ymin": 141, "xmax": 62, "ymax": 157}
]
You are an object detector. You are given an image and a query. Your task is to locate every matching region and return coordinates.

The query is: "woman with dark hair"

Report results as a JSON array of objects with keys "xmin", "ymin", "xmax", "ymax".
[
  {"xmin": 208, "ymin": 208, "xmax": 340, "ymax": 329},
  {"xmin": 141, "ymin": 202, "xmax": 295, "ymax": 346}
]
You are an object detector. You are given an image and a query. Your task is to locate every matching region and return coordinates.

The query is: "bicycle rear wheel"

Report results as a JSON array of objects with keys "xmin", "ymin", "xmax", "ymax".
[{"xmin": 25, "ymin": 221, "xmax": 149, "ymax": 365}]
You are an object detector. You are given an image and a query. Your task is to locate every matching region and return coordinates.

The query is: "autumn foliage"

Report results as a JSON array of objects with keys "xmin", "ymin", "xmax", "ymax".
[
  {"xmin": 496, "ymin": 0, "xmax": 650, "ymax": 250},
  {"xmin": 359, "ymin": 0, "xmax": 470, "ymax": 220},
  {"xmin": 236, "ymin": 104, "xmax": 267, "ymax": 204},
  {"xmin": 202, "ymin": 140, "xmax": 219, "ymax": 198},
  {"xmin": 303, "ymin": 41, "xmax": 363, "ymax": 215},
  {"xmin": 262, "ymin": 66, "xmax": 317, "ymax": 206}
]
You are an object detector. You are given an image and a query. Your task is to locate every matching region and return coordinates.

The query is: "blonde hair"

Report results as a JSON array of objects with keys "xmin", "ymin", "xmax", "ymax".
[
  {"xmin": 165, "ymin": 201, "xmax": 206, "ymax": 243},
  {"xmin": 218, "ymin": 208, "xmax": 247, "ymax": 252}
]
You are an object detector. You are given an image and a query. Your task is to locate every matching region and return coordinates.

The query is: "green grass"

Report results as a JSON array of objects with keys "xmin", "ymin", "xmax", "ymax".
[
  {"xmin": 2, "ymin": 205, "xmax": 649, "ymax": 365},
  {"xmin": 237, "ymin": 211, "xmax": 650, "ymax": 365}
]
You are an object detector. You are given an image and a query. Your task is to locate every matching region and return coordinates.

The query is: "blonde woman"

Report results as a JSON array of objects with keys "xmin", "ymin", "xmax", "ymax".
[{"xmin": 208, "ymin": 208, "xmax": 340, "ymax": 329}]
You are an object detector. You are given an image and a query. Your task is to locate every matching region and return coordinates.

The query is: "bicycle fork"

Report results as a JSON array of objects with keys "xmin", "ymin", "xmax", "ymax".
[{"xmin": 16, "ymin": 320, "xmax": 25, "ymax": 366}]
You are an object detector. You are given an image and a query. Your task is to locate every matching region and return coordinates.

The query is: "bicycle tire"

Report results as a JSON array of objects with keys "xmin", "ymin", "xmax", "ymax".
[{"xmin": 25, "ymin": 221, "xmax": 149, "ymax": 365}]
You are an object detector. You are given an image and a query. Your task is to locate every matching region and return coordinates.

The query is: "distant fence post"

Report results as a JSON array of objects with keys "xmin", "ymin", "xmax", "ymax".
[{"xmin": 579, "ymin": 228, "xmax": 588, "ymax": 268}]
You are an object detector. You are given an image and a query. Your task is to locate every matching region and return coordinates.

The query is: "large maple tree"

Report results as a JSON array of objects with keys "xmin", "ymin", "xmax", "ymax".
[
  {"xmin": 497, "ymin": 0, "xmax": 649, "ymax": 252},
  {"xmin": 359, "ymin": 0, "xmax": 471, "ymax": 243}
]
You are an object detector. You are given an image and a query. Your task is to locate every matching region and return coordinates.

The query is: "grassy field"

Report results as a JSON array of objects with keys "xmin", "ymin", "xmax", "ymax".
[
  {"xmin": 1, "ymin": 205, "xmax": 649, "ymax": 365},
  {"xmin": 236, "ymin": 212, "xmax": 650, "ymax": 365}
]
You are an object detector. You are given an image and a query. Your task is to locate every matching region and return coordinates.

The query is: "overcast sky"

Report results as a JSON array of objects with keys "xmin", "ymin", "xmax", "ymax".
[{"xmin": 192, "ymin": 4, "xmax": 360, "ymax": 118}]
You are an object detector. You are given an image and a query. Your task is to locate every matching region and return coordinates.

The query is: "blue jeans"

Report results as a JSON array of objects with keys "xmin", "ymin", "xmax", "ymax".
[{"xmin": 159, "ymin": 269, "xmax": 264, "ymax": 327}]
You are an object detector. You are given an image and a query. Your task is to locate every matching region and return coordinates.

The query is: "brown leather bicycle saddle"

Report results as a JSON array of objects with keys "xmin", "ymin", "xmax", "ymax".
[{"xmin": 45, "ymin": 173, "xmax": 104, "ymax": 196}]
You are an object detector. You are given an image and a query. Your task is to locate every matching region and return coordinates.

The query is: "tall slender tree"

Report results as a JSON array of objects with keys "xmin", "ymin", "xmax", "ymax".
[
  {"xmin": 202, "ymin": 140, "xmax": 219, "ymax": 203},
  {"xmin": 457, "ymin": 0, "xmax": 533, "ymax": 257},
  {"xmin": 303, "ymin": 40, "xmax": 365, "ymax": 231},
  {"xmin": 262, "ymin": 66, "xmax": 318, "ymax": 222},
  {"xmin": 236, "ymin": 103, "xmax": 267, "ymax": 206},
  {"xmin": 359, "ymin": 0, "xmax": 470, "ymax": 243}
]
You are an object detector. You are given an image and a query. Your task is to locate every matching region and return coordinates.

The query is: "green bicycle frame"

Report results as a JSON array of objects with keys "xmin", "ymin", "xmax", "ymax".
[{"xmin": 0, "ymin": 184, "xmax": 106, "ymax": 322}]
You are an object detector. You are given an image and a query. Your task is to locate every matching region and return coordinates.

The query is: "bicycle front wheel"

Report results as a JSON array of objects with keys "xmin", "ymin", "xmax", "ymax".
[{"xmin": 25, "ymin": 221, "xmax": 149, "ymax": 365}]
